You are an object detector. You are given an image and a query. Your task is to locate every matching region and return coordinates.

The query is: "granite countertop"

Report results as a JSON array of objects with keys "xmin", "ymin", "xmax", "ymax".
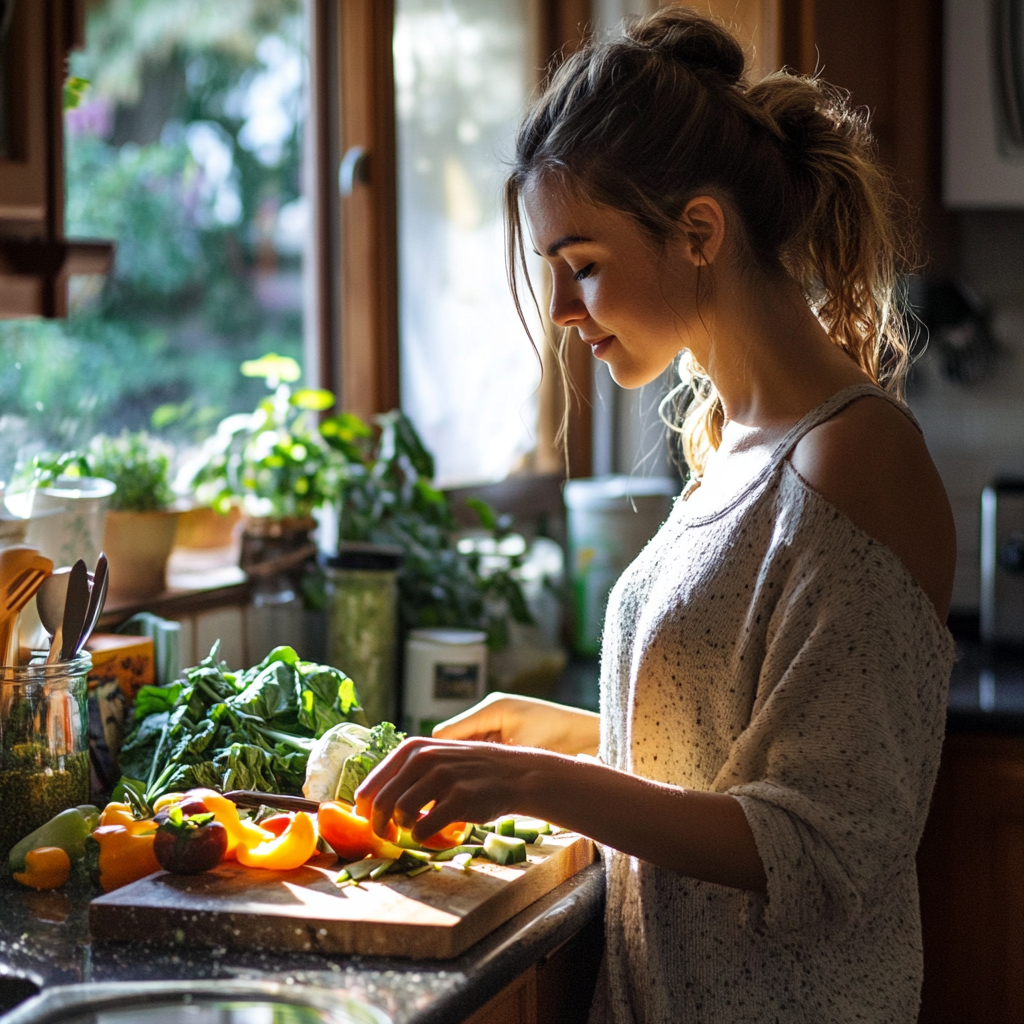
[{"xmin": 0, "ymin": 862, "xmax": 605, "ymax": 1024}]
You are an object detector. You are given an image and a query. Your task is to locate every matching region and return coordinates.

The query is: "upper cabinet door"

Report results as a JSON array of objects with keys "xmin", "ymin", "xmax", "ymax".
[
  {"xmin": 0, "ymin": 0, "xmax": 111, "ymax": 318},
  {"xmin": 946, "ymin": 0, "xmax": 1024, "ymax": 207}
]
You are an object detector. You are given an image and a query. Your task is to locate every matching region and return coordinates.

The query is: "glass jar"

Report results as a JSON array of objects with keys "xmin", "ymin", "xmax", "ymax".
[
  {"xmin": 0, "ymin": 652, "xmax": 91, "ymax": 862},
  {"xmin": 325, "ymin": 544, "xmax": 402, "ymax": 727}
]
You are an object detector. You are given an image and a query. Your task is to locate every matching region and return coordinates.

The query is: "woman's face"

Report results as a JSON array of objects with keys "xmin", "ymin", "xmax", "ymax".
[{"xmin": 523, "ymin": 177, "xmax": 704, "ymax": 389}]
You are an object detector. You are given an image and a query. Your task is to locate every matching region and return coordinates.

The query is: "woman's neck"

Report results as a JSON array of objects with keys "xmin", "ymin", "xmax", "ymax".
[{"xmin": 687, "ymin": 267, "xmax": 873, "ymax": 430}]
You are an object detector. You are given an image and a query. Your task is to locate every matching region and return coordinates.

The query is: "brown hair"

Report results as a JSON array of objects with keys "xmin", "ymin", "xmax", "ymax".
[{"xmin": 504, "ymin": 6, "xmax": 913, "ymax": 476}]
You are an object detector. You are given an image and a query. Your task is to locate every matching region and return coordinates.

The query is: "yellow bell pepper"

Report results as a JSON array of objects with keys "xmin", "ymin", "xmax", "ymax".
[
  {"xmin": 236, "ymin": 811, "xmax": 317, "ymax": 871},
  {"xmin": 87, "ymin": 824, "xmax": 162, "ymax": 892},
  {"xmin": 152, "ymin": 792, "xmax": 187, "ymax": 813},
  {"xmin": 99, "ymin": 802, "xmax": 157, "ymax": 835},
  {"xmin": 186, "ymin": 789, "xmax": 273, "ymax": 859},
  {"xmin": 13, "ymin": 846, "xmax": 72, "ymax": 890}
]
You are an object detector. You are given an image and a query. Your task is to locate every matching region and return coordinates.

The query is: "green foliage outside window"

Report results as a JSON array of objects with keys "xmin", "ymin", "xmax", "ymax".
[{"xmin": 0, "ymin": 0, "xmax": 306, "ymax": 481}]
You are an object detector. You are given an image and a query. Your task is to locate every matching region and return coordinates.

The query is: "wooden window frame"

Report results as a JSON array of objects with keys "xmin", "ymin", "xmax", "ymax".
[{"xmin": 308, "ymin": 0, "xmax": 595, "ymax": 490}]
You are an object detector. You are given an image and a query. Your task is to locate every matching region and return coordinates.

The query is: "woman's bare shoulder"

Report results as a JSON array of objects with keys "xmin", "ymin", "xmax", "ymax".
[{"xmin": 789, "ymin": 394, "xmax": 956, "ymax": 621}]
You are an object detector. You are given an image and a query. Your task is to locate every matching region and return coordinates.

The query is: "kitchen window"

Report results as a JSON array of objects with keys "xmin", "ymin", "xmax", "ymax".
[
  {"xmin": 0, "ymin": 0, "xmax": 310, "ymax": 483},
  {"xmin": 0, "ymin": 0, "xmax": 595, "ymax": 494}
]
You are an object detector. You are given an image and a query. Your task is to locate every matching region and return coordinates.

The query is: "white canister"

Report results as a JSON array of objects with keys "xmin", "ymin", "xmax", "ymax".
[
  {"xmin": 402, "ymin": 628, "xmax": 488, "ymax": 736},
  {"xmin": 5, "ymin": 475, "xmax": 116, "ymax": 569}
]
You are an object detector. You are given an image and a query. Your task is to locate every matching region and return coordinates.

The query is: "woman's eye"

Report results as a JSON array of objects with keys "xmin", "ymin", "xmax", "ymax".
[{"xmin": 572, "ymin": 263, "xmax": 595, "ymax": 282}]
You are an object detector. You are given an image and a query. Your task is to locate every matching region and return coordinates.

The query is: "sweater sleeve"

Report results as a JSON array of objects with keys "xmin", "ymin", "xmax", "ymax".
[{"xmin": 723, "ymin": 530, "xmax": 953, "ymax": 940}]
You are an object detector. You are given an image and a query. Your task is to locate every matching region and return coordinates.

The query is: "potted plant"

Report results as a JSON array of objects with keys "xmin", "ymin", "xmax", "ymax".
[
  {"xmin": 89, "ymin": 431, "xmax": 180, "ymax": 600},
  {"xmin": 184, "ymin": 353, "xmax": 340, "ymax": 573}
]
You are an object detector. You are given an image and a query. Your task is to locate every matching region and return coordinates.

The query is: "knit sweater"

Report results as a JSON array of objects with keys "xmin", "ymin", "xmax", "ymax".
[{"xmin": 590, "ymin": 384, "xmax": 954, "ymax": 1024}]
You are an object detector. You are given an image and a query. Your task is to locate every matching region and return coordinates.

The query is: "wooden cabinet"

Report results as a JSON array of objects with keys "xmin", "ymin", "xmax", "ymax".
[
  {"xmin": 0, "ymin": 0, "xmax": 111, "ymax": 318},
  {"xmin": 464, "ymin": 914, "xmax": 604, "ymax": 1024},
  {"xmin": 917, "ymin": 733, "xmax": 1024, "ymax": 1024}
]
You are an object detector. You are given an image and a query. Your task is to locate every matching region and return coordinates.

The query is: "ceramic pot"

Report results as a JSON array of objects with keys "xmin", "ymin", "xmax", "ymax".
[
  {"xmin": 174, "ymin": 505, "xmax": 241, "ymax": 550},
  {"xmin": 103, "ymin": 508, "xmax": 181, "ymax": 600}
]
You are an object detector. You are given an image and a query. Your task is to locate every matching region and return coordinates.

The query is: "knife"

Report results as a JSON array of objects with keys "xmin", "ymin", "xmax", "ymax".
[{"xmin": 60, "ymin": 559, "xmax": 90, "ymax": 662}]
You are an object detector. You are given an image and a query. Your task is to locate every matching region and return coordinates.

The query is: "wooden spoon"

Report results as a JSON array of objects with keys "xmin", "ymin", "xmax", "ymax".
[{"xmin": 0, "ymin": 546, "xmax": 53, "ymax": 667}]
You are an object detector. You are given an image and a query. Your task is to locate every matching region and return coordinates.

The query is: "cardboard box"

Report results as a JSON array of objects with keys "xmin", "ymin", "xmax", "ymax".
[{"xmin": 86, "ymin": 633, "xmax": 155, "ymax": 701}]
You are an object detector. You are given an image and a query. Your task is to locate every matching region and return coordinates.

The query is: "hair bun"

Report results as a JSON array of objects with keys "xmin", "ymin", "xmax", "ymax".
[{"xmin": 624, "ymin": 8, "xmax": 746, "ymax": 86}]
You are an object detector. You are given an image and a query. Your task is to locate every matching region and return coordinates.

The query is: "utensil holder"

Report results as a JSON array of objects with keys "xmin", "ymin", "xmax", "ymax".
[{"xmin": 0, "ymin": 652, "xmax": 91, "ymax": 862}]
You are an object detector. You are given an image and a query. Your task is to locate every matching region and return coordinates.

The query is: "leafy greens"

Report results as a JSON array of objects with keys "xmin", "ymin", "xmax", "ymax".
[{"xmin": 118, "ymin": 642, "xmax": 368, "ymax": 802}]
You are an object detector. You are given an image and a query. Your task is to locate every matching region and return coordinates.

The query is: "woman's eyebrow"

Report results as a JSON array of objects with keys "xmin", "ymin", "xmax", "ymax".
[{"xmin": 536, "ymin": 234, "xmax": 593, "ymax": 257}]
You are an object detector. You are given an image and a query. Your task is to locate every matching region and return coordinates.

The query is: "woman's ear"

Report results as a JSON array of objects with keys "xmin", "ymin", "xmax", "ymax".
[{"xmin": 677, "ymin": 196, "xmax": 726, "ymax": 266}]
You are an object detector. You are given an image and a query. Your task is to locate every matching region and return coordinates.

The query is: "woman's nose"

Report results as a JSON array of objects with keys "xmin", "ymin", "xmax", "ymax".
[{"xmin": 549, "ymin": 275, "xmax": 586, "ymax": 328}]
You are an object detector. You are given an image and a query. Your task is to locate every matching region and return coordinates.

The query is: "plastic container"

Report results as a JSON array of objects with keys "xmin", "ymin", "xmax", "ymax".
[
  {"xmin": 403, "ymin": 628, "xmax": 487, "ymax": 736},
  {"xmin": 0, "ymin": 652, "xmax": 91, "ymax": 862},
  {"xmin": 564, "ymin": 475, "xmax": 680, "ymax": 655},
  {"xmin": 326, "ymin": 544, "xmax": 402, "ymax": 727}
]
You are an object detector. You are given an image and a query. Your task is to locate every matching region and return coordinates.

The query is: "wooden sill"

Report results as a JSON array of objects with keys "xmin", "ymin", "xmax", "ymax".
[{"xmin": 97, "ymin": 544, "xmax": 248, "ymax": 629}]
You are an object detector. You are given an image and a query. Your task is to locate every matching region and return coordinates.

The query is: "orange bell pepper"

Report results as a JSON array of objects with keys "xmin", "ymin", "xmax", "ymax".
[
  {"xmin": 259, "ymin": 814, "xmax": 293, "ymax": 837},
  {"xmin": 184, "ymin": 789, "xmax": 272, "ymax": 860},
  {"xmin": 13, "ymin": 846, "xmax": 71, "ymax": 890},
  {"xmin": 318, "ymin": 801, "xmax": 404, "ymax": 862},
  {"xmin": 99, "ymin": 802, "xmax": 158, "ymax": 835},
  {"xmin": 152, "ymin": 792, "xmax": 187, "ymax": 814},
  {"xmin": 235, "ymin": 811, "xmax": 318, "ymax": 871},
  {"xmin": 87, "ymin": 824, "xmax": 162, "ymax": 892}
]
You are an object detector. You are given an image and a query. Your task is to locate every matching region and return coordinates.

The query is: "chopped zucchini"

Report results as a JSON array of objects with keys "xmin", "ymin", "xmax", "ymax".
[
  {"xmin": 483, "ymin": 832, "xmax": 527, "ymax": 865},
  {"xmin": 407, "ymin": 863, "xmax": 432, "ymax": 878},
  {"xmin": 514, "ymin": 817, "xmax": 552, "ymax": 836},
  {"xmin": 369, "ymin": 859, "xmax": 394, "ymax": 880},
  {"xmin": 391, "ymin": 850, "xmax": 432, "ymax": 874},
  {"xmin": 344, "ymin": 857, "xmax": 391, "ymax": 882},
  {"xmin": 496, "ymin": 816, "xmax": 516, "ymax": 837},
  {"xmin": 431, "ymin": 844, "xmax": 485, "ymax": 862},
  {"xmin": 471, "ymin": 826, "xmax": 492, "ymax": 844},
  {"xmin": 513, "ymin": 827, "xmax": 540, "ymax": 844}
]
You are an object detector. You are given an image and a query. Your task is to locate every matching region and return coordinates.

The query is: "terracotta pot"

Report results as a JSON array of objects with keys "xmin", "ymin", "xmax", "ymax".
[
  {"xmin": 174, "ymin": 505, "xmax": 241, "ymax": 549},
  {"xmin": 103, "ymin": 509, "xmax": 181, "ymax": 600}
]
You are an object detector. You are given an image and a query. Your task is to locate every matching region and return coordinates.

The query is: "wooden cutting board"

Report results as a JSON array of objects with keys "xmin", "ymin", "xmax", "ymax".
[{"xmin": 89, "ymin": 832, "xmax": 593, "ymax": 959}]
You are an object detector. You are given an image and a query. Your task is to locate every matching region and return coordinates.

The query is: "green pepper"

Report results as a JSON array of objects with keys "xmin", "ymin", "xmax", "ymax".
[{"xmin": 8, "ymin": 805, "xmax": 100, "ymax": 875}]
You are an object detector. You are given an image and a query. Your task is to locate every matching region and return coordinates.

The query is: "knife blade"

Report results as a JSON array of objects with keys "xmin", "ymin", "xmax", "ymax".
[{"xmin": 60, "ymin": 559, "xmax": 90, "ymax": 662}]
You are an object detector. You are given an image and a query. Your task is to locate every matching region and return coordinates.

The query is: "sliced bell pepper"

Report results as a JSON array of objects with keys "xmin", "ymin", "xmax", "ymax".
[
  {"xmin": 151, "ymin": 792, "xmax": 187, "ymax": 813},
  {"xmin": 258, "ymin": 814, "xmax": 293, "ymax": 837},
  {"xmin": 318, "ymin": 801, "xmax": 404, "ymax": 862},
  {"xmin": 184, "ymin": 789, "xmax": 272, "ymax": 859},
  {"xmin": 13, "ymin": 846, "xmax": 72, "ymax": 890},
  {"xmin": 235, "ymin": 811, "xmax": 318, "ymax": 871},
  {"xmin": 86, "ymin": 824, "xmax": 162, "ymax": 892}
]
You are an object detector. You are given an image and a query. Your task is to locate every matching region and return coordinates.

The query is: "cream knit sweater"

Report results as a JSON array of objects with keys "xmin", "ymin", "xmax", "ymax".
[{"xmin": 590, "ymin": 385, "xmax": 954, "ymax": 1024}]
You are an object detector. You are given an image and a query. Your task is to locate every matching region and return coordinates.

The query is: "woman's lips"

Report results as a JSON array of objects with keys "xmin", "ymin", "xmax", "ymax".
[{"xmin": 586, "ymin": 335, "xmax": 614, "ymax": 359}]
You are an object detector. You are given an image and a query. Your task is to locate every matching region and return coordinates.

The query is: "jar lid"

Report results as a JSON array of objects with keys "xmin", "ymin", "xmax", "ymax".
[
  {"xmin": 327, "ymin": 542, "xmax": 403, "ymax": 571},
  {"xmin": 408, "ymin": 627, "xmax": 487, "ymax": 646}
]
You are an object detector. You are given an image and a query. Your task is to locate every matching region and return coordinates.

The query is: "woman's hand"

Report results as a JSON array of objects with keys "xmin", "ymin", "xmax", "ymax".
[
  {"xmin": 355, "ymin": 736, "xmax": 561, "ymax": 844},
  {"xmin": 432, "ymin": 692, "xmax": 600, "ymax": 756}
]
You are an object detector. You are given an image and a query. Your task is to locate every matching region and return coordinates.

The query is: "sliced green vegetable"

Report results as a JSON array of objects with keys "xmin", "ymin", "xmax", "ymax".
[
  {"xmin": 344, "ymin": 856, "xmax": 392, "ymax": 882},
  {"xmin": 483, "ymin": 832, "xmax": 527, "ymax": 866},
  {"xmin": 407, "ymin": 863, "xmax": 432, "ymax": 878},
  {"xmin": 496, "ymin": 817, "xmax": 515, "ymax": 837},
  {"xmin": 391, "ymin": 850, "xmax": 432, "ymax": 873},
  {"xmin": 513, "ymin": 817, "xmax": 551, "ymax": 836},
  {"xmin": 369, "ymin": 859, "xmax": 394, "ymax": 880},
  {"xmin": 431, "ymin": 844, "xmax": 485, "ymax": 862}
]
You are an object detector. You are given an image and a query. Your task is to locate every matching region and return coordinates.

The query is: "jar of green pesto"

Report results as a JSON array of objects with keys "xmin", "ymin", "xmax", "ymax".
[
  {"xmin": 325, "ymin": 544, "xmax": 402, "ymax": 728},
  {"xmin": 0, "ymin": 652, "xmax": 91, "ymax": 862}
]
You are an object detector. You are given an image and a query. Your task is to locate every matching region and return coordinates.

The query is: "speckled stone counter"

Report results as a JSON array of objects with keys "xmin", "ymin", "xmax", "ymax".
[{"xmin": 0, "ymin": 862, "xmax": 604, "ymax": 1024}]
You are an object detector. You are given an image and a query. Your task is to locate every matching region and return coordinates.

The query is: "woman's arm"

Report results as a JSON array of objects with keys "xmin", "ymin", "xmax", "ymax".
[
  {"xmin": 432, "ymin": 692, "xmax": 601, "ymax": 756},
  {"xmin": 356, "ymin": 738, "xmax": 767, "ymax": 892}
]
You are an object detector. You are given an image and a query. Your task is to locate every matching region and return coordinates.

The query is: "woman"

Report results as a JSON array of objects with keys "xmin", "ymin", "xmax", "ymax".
[{"xmin": 357, "ymin": 8, "xmax": 956, "ymax": 1022}]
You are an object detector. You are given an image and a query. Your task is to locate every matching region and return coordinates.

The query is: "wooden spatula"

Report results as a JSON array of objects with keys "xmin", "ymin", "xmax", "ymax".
[{"xmin": 0, "ymin": 546, "xmax": 54, "ymax": 667}]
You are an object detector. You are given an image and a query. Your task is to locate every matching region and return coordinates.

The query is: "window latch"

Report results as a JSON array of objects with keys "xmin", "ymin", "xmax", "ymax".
[{"xmin": 339, "ymin": 146, "xmax": 370, "ymax": 196}]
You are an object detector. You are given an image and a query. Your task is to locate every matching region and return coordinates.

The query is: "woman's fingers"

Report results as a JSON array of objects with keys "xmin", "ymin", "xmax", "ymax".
[{"xmin": 432, "ymin": 694, "xmax": 509, "ymax": 741}]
